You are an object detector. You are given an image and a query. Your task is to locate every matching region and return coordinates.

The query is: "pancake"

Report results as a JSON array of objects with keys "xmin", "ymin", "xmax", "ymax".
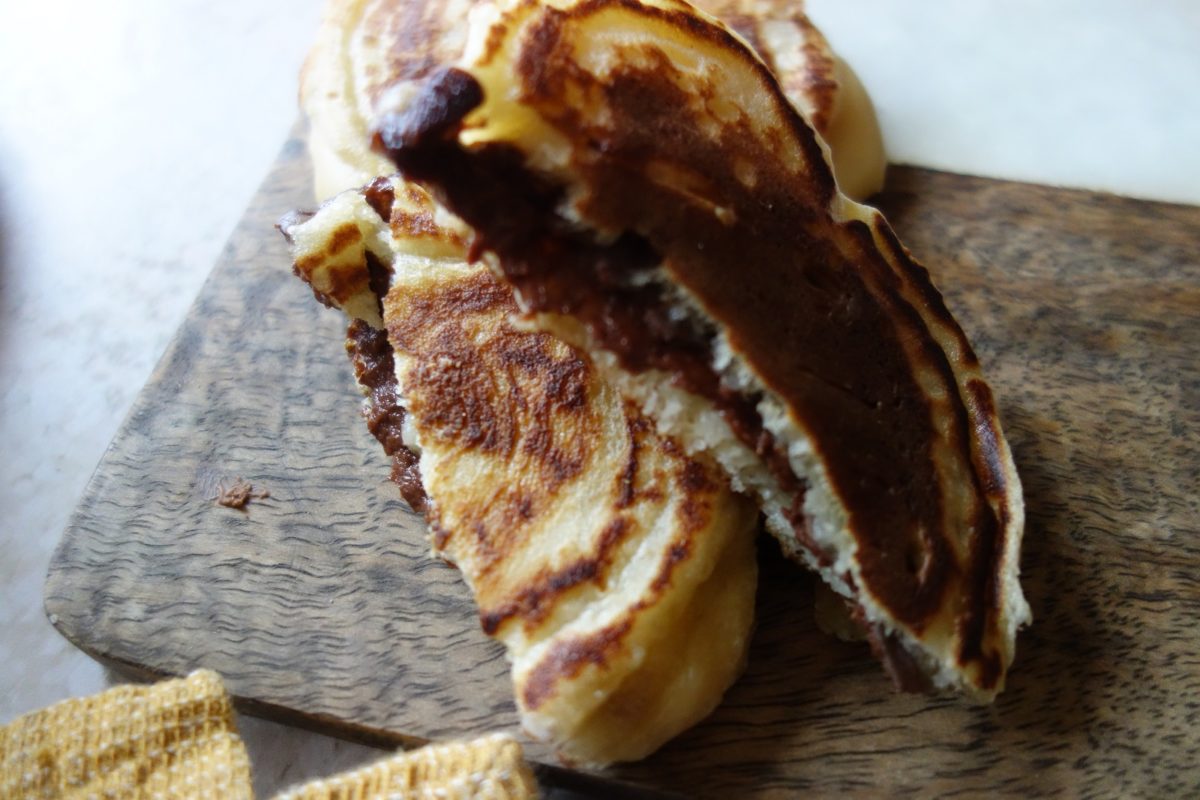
[
  {"xmin": 281, "ymin": 177, "xmax": 759, "ymax": 765},
  {"xmin": 300, "ymin": 0, "xmax": 885, "ymax": 200},
  {"xmin": 374, "ymin": 0, "xmax": 1031, "ymax": 699}
]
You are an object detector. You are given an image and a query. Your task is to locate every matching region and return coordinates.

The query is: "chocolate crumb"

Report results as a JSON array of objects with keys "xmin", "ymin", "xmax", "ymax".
[{"xmin": 215, "ymin": 478, "xmax": 270, "ymax": 510}]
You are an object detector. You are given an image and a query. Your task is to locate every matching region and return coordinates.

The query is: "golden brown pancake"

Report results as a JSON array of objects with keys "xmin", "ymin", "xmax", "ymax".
[
  {"xmin": 300, "ymin": 0, "xmax": 885, "ymax": 200},
  {"xmin": 375, "ymin": 0, "xmax": 1030, "ymax": 699},
  {"xmin": 281, "ymin": 177, "xmax": 759, "ymax": 765}
]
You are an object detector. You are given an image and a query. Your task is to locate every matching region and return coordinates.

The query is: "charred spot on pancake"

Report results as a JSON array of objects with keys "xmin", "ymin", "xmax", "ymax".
[
  {"xmin": 388, "ymin": 269, "xmax": 512, "ymax": 354},
  {"xmin": 949, "ymin": 378, "xmax": 1011, "ymax": 690},
  {"xmin": 328, "ymin": 222, "xmax": 363, "ymax": 254},
  {"xmin": 360, "ymin": 0, "xmax": 467, "ymax": 105},
  {"xmin": 289, "ymin": 220, "xmax": 377, "ymax": 309},
  {"xmin": 300, "ymin": 282, "xmax": 339, "ymax": 311},
  {"xmin": 387, "ymin": 184, "xmax": 467, "ymax": 246},
  {"xmin": 614, "ymin": 412, "xmax": 646, "ymax": 509},
  {"xmin": 400, "ymin": 315, "xmax": 590, "ymax": 465},
  {"xmin": 651, "ymin": 540, "xmax": 691, "ymax": 593},
  {"xmin": 388, "ymin": 269, "xmax": 606, "ymax": 569},
  {"xmin": 522, "ymin": 620, "xmax": 634, "ymax": 711},
  {"xmin": 374, "ymin": 67, "xmax": 483, "ymax": 152},
  {"xmin": 480, "ymin": 516, "xmax": 632, "ymax": 635},
  {"xmin": 519, "ymin": 444, "xmax": 725, "ymax": 708},
  {"xmin": 407, "ymin": 334, "xmax": 518, "ymax": 454},
  {"xmin": 965, "ymin": 378, "xmax": 1009, "ymax": 500},
  {"xmin": 794, "ymin": 13, "xmax": 837, "ymax": 131},
  {"xmin": 648, "ymin": 456, "xmax": 720, "ymax": 594}
]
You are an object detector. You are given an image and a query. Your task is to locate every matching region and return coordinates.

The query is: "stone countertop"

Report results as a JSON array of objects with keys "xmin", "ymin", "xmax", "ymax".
[{"xmin": 1, "ymin": 0, "xmax": 1195, "ymax": 795}]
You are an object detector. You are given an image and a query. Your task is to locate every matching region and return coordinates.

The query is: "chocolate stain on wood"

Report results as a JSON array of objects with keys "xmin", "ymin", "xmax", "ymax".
[{"xmin": 42, "ymin": 124, "xmax": 1200, "ymax": 798}]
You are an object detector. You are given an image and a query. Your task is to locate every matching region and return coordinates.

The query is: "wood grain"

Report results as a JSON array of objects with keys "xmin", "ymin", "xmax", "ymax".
[{"xmin": 45, "ymin": 128, "xmax": 1200, "ymax": 797}]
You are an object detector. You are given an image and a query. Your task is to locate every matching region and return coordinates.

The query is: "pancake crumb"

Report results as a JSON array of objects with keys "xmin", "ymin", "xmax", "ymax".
[{"xmin": 214, "ymin": 478, "xmax": 270, "ymax": 509}]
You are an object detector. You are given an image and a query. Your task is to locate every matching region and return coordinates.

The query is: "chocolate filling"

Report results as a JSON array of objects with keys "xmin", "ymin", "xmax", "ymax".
[
  {"xmin": 363, "ymin": 176, "xmax": 395, "ymax": 221},
  {"xmin": 346, "ymin": 319, "xmax": 427, "ymax": 514}
]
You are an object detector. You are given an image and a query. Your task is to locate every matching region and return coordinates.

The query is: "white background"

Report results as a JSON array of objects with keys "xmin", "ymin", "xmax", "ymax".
[{"xmin": 1, "ymin": 0, "xmax": 1196, "ymax": 794}]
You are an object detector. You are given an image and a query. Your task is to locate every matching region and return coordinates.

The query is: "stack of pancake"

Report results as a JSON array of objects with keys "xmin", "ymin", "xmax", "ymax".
[{"xmin": 282, "ymin": 0, "xmax": 1029, "ymax": 766}]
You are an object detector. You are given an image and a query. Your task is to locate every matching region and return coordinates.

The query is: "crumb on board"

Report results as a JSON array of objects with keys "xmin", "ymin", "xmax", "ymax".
[{"xmin": 214, "ymin": 478, "xmax": 270, "ymax": 509}]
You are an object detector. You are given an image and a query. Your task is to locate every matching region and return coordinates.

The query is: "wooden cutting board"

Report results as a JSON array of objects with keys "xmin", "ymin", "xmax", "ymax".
[{"xmin": 45, "ymin": 127, "xmax": 1200, "ymax": 797}]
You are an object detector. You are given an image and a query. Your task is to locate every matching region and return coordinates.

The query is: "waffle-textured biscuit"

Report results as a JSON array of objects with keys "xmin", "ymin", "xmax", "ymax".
[
  {"xmin": 0, "ymin": 670, "xmax": 251, "ymax": 800},
  {"xmin": 376, "ymin": 0, "xmax": 1030, "ymax": 699},
  {"xmin": 282, "ymin": 177, "xmax": 758, "ymax": 765},
  {"xmin": 276, "ymin": 732, "xmax": 537, "ymax": 800},
  {"xmin": 300, "ymin": 0, "xmax": 884, "ymax": 200}
]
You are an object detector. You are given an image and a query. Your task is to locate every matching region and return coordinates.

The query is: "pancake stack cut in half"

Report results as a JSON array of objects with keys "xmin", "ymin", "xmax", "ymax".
[
  {"xmin": 374, "ymin": 0, "xmax": 1031, "ymax": 699},
  {"xmin": 283, "ymin": 0, "xmax": 906, "ymax": 765},
  {"xmin": 301, "ymin": 0, "xmax": 885, "ymax": 201},
  {"xmin": 281, "ymin": 178, "xmax": 758, "ymax": 766}
]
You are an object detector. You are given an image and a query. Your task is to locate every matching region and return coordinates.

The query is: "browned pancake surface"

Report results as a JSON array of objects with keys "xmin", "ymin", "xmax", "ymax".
[{"xmin": 283, "ymin": 176, "xmax": 759, "ymax": 763}]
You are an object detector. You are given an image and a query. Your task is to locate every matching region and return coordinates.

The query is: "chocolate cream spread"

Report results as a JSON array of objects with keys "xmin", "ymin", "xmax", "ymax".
[{"xmin": 347, "ymin": 319, "xmax": 427, "ymax": 514}]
